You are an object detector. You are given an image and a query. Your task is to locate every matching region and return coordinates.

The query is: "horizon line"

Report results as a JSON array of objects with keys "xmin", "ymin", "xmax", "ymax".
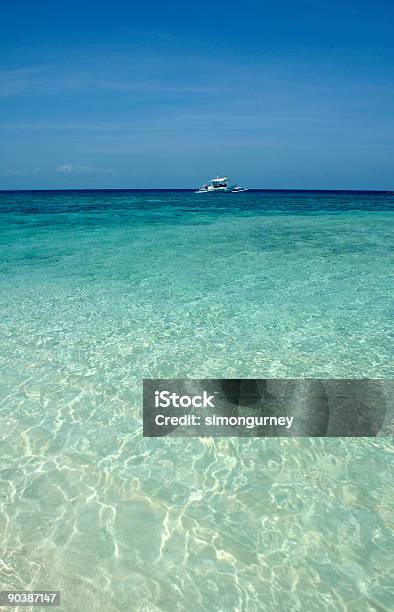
[{"xmin": 0, "ymin": 188, "xmax": 392, "ymax": 194}]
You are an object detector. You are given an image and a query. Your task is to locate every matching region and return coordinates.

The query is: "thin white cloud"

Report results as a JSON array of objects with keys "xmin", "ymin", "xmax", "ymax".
[
  {"xmin": 56, "ymin": 164, "xmax": 113, "ymax": 175},
  {"xmin": 5, "ymin": 167, "xmax": 40, "ymax": 175},
  {"xmin": 57, "ymin": 164, "xmax": 73, "ymax": 174}
]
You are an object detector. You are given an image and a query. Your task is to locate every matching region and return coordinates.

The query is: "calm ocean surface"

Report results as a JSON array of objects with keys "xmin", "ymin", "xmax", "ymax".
[{"xmin": 0, "ymin": 190, "xmax": 393, "ymax": 610}]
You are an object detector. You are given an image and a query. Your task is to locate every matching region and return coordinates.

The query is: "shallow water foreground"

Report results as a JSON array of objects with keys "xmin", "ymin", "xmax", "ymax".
[{"xmin": 0, "ymin": 190, "xmax": 393, "ymax": 610}]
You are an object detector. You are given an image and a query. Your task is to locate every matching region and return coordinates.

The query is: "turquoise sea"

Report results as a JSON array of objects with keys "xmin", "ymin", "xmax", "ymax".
[{"xmin": 0, "ymin": 190, "xmax": 393, "ymax": 611}]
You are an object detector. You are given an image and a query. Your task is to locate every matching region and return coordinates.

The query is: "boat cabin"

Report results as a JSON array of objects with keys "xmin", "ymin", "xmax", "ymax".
[{"xmin": 210, "ymin": 176, "xmax": 228, "ymax": 188}]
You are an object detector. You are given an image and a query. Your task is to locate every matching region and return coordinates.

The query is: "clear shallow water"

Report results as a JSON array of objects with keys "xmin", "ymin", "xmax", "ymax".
[{"xmin": 0, "ymin": 190, "xmax": 393, "ymax": 610}]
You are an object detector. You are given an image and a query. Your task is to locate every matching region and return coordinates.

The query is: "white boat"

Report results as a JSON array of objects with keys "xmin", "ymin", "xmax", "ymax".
[{"xmin": 195, "ymin": 176, "xmax": 247, "ymax": 193}]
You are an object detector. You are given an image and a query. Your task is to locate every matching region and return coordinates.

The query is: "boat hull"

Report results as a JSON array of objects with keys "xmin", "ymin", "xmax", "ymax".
[{"xmin": 195, "ymin": 188, "xmax": 229, "ymax": 193}]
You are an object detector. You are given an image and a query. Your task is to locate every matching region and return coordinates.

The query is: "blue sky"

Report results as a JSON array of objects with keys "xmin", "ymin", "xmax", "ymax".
[{"xmin": 1, "ymin": 0, "xmax": 393, "ymax": 189}]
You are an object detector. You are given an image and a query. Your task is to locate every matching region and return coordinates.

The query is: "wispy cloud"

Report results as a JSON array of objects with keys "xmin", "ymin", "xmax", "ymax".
[
  {"xmin": 0, "ymin": 61, "xmax": 232, "ymax": 99},
  {"xmin": 56, "ymin": 164, "xmax": 113, "ymax": 175},
  {"xmin": 5, "ymin": 167, "xmax": 40, "ymax": 176},
  {"xmin": 56, "ymin": 164, "xmax": 72, "ymax": 173}
]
